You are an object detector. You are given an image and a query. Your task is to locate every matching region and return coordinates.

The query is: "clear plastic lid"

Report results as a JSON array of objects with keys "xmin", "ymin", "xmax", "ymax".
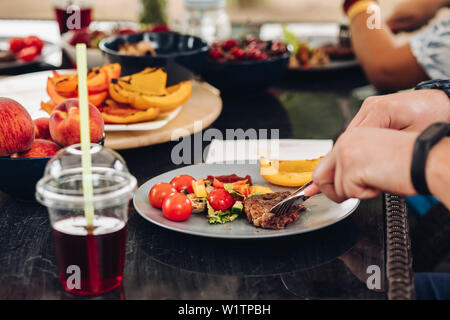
[{"xmin": 36, "ymin": 144, "xmax": 137, "ymax": 210}]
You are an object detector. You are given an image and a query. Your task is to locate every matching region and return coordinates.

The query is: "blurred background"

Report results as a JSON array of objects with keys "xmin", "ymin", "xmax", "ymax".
[{"xmin": 0, "ymin": 0, "xmax": 443, "ymax": 23}]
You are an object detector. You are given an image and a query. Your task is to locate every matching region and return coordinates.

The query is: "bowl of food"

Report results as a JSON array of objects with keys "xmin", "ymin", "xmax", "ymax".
[
  {"xmin": 0, "ymin": 98, "xmax": 105, "ymax": 200},
  {"xmin": 201, "ymin": 37, "xmax": 290, "ymax": 92},
  {"xmin": 282, "ymin": 25, "xmax": 357, "ymax": 72},
  {"xmin": 61, "ymin": 26, "xmax": 139, "ymax": 69},
  {"xmin": 99, "ymin": 32, "xmax": 209, "ymax": 85}
]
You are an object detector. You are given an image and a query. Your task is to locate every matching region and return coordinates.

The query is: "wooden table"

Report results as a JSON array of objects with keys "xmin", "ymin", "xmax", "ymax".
[{"xmin": 0, "ymin": 21, "xmax": 414, "ymax": 300}]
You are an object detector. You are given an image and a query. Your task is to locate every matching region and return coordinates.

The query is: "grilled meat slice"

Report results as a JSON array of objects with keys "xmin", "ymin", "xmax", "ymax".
[{"xmin": 243, "ymin": 192, "xmax": 304, "ymax": 230}]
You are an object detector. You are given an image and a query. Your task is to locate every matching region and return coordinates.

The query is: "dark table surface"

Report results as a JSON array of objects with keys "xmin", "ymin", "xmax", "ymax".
[{"xmin": 0, "ymin": 23, "xmax": 413, "ymax": 299}]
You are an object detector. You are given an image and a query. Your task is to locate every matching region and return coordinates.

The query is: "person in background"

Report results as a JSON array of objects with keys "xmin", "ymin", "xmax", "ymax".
[
  {"xmin": 305, "ymin": 79, "xmax": 450, "ymax": 299},
  {"xmin": 342, "ymin": 0, "xmax": 450, "ymax": 91},
  {"xmin": 387, "ymin": 0, "xmax": 449, "ymax": 33}
]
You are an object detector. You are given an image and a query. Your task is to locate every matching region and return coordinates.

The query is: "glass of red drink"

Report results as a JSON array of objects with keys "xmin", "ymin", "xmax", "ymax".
[
  {"xmin": 36, "ymin": 144, "xmax": 137, "ymax": 296},
  {"xmin": 52, "ymin": 0, "xmax": 93, "ymax": 34}
]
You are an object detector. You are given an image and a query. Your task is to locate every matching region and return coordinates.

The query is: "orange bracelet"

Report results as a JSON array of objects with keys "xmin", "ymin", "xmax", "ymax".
[{"xmin": 347, "ymin": 0, "xmax": 377, "ymax": 21}]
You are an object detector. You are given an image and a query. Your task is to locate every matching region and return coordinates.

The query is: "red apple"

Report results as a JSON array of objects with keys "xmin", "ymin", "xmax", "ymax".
[
  {"xmin": 10, "ymin": 139, "xmax": 60, "ymax": 158},
  {"xmin": 0, "ymin": 97, "xmax": 35, "ymax": 156},
  {"xmin": 33, "ymin": 117, "xmax": 51, "ymax": 140},
  {"xmin": 49, "ymin": 98, "xmax": 104, "ymax": 147}
]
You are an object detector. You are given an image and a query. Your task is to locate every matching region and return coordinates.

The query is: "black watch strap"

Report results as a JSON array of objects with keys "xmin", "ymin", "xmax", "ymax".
[
  {"xmin": 411, "ymin": 122, "xmax": 450, "ymax": 195},
  {"xmin": 415, "ymin": 79, "xmax": 450, "ymax": 99}
]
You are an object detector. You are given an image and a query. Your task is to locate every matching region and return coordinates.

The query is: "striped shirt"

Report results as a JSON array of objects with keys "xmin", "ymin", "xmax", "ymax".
[{"xmin": 410, "ymin": 16, "xmax": 450, "ymax": 80}]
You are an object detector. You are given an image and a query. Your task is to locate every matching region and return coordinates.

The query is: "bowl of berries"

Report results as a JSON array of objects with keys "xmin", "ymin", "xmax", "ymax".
[{"xmin": 202, "ymin": 37, "xmax": 290, "ymax": 92}]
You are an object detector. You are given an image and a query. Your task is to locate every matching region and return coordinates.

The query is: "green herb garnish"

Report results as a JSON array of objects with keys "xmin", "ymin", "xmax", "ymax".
[{"xmin": 207, "ymin": 201, "xmax": 239, "ymax": 224}]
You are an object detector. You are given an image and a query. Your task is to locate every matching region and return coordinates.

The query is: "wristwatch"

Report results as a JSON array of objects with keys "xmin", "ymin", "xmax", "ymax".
[
  {"xmin": 415, "ymin": 79, "xmax": 450, "ymax": 99},
  {"xmin": 411, "ymin": 122, "xmax": 450, "ymax": 195}
]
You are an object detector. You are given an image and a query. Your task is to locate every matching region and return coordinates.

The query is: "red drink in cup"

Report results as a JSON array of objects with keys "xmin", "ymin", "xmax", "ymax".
[
  {"xmin": 52, "ymin": 0, "xmax": 93, "ymax": 34},
  {"xmin": 52, "ymin": 216, "xmax": 127, "ymax": 295},
  {"xmin": 36, "ymin": 144, "xmax": 137, "ymax": 296}
]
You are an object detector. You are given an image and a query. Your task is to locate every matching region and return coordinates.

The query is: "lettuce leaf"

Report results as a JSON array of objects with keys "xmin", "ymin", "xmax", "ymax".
[
  {"xmin": 207, "ymin": 201, "xmax": 239, "ymax": 224},
  {"xmin": 282, "ymin": 25, "xmax": 299, "ymax": 55}
]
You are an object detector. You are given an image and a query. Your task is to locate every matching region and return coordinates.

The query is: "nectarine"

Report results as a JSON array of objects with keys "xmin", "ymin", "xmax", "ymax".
[
  {"xmin": 49, "ymin": 98, "xmax": 104, "ymax": 147},
  {"xmin": 10, "ymin": 139, "xmax": 60, "ymax": 158},
  {"xmin": 0, "ymin": 97, "xmax": 35, "ymax": 156},
  {"xmin": 33, "ymin": 117, "xmax": 51, "ymax": 140}
]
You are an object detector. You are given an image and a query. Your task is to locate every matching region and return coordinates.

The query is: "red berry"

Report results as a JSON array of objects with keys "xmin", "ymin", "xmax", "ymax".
[
  {"xmin": 247, "ymin": 40, "xmax": 264, "ymax": 50},
  {"xmin": 259, "ymin": 53, "xmax": 268, "ymax": 60},
  {"xmin": 230, "ymin": 47, "xmax": 244, "ymax": 60},
  {"xmin": 244, "ymin": 48, "xmax": 263, "ymax": 60},
  {"xmin": 209, "ymin": 49, "xmax": 222, "ymax": 60},
  {"xmin": 246, "ymin": 36, "xmax": 260, "ymax": 45},
  {"xmin": 222, "ymin": 39, "xmax": 238, "ymax": 51},
  {"xmin": 211, "ymin": 37, "xmax": 275, "ymax": 62}
]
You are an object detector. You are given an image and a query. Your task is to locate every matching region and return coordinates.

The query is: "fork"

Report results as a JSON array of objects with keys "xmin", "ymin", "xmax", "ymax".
[{"xmin": 270, "ymin": 180, "xmax": 314, "ymax": 216}]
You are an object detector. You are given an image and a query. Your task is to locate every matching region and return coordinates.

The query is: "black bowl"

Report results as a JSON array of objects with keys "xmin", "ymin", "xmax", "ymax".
[
  {"xmin": 0, "ymin": 136, "xmax": 105, "ymax": 200},
  {"xmin": 99, "ymin": 32, "xmax": 209, "ymax": 86},
  {"xmin": 0, "ymin": 156, "xmax": 50, "ymax": 200},
  {"xmin": 201, "ymin": 51, "xmax": 290, "ymax": 93}
]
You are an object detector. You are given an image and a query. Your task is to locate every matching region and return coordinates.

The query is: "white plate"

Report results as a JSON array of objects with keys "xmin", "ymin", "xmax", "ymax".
[
  {"xmin": 0, "ymin": 37, "xmax": 59, "ymax": 71},
  {"xmin": 104, "ymin": 106, "xmax": 182, "ymax": 131},
  {"xmin": 0, "ymin": 70, "xmax": 181, "ymax": 132},
  {"xmin": 133, "ymin": 163, "xmax": 360, "ymax": 239}
]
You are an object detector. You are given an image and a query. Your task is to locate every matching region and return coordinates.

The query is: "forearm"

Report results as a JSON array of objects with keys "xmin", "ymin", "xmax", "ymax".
[
  {"xmin": 426, "ymin": 137, "xmax": 450, "ymax": 209},
  {"xmin": 350, "ymin": 11, "xmax": 397, "ymax": 66},
  {"xmin": 350, "ymin": 11, "xmax": 428, "ymax": 91}
]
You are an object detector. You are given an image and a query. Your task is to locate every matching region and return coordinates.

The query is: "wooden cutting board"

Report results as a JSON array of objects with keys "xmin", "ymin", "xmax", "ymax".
[
  {"xmin": 0, "ymin": 70, "xmax": 222, "ymax": 150},
  {"xmin": 105, "ymin": 81, "xmax": 222, "ymax": 150}
]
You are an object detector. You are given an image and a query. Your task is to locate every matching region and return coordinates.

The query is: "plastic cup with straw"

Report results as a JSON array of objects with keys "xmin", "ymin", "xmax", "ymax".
[{"xmin": 36, "ymin": 45, "xmax": 137, "ymax": 296}]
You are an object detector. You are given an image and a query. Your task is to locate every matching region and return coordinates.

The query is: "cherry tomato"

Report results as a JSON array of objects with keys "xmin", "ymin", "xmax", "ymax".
[
  {"xmin": 24, "ymin": 36, "xmax": 44, "ymax": 53},
  {"xmin": 162, "ymin": 193, "xmax": 192, "ymax": 222},
  {"xmin": 207, "ymin": 189, "xmax": 235, "ymax": 211},
  {"xmin": 9, "ymin": 37, "xmax": 25, "ymax": 53},
  {"xmin": 17, "ymin": 46, "xmax": 38, "ymax": 62},
  {"xmin": 170, "ymin": 175, "xmax": 196, "ymax": 193},
  {"xmin": 148, "ymin": 182, "xmax": 177, "ymax": 208}
]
